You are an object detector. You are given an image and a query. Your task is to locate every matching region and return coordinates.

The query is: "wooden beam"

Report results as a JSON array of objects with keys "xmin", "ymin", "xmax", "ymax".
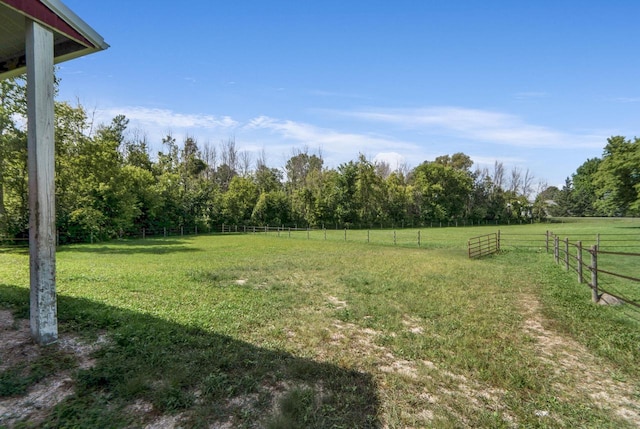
[{"xmin": 26, "ymin": 19, "xmax": 57, "ymax": 345}]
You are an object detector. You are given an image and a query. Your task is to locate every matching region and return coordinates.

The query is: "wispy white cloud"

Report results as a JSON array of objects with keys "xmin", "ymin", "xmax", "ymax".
[
  {"xmin": 335, "ymin": 107, "xmax": 604, "ymax": 149},
  {"xmin": 246, "ymin": 115, "xmax": 417, "ymax": 154},
  {"xmin": 98, "ymin": 106, "xmax": 238, "ymax": 131}
]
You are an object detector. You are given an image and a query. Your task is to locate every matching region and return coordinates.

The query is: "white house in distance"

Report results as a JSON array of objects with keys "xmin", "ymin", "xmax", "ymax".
[{"xmin": 0, "ymin": 0, "xmax": 108, "ymax": 345}]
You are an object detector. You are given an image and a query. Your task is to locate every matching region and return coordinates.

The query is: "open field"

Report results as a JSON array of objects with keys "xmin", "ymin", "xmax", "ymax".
[{"xmin": 1, "ymin": 219, "xmax": 640, "ymax": 428}]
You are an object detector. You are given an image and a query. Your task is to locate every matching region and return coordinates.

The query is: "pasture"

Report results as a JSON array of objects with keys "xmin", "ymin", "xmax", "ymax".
[{"xmin": 1, "ymin": 219, "xmax": 639, "ymax": 427}]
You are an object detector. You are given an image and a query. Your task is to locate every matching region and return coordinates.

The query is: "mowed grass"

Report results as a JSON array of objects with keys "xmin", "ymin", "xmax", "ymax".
[{"xmin": 0, "ymin": 219, "xmax": 639, "ymax": 427}]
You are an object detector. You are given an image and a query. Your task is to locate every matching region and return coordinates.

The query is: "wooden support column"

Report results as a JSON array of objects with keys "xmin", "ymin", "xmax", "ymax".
[{"xmin": 26, "ymin": 20, "xmax": 57, "ymax": 345}]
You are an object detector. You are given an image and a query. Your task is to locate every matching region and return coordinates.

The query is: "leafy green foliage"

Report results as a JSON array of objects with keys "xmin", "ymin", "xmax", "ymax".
[{"xmin": 2, "ymin": 76, "xmax": 639, "ymax": 243}]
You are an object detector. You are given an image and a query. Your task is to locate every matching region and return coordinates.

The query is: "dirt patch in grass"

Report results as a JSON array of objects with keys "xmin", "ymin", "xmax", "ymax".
[
  {"xmin": 520, "ymin": 294, "xmax": 640, "ymax": 426},
  {"xmin": 322, "ymin": 317, "xmax": 514, "ymax": 427},
  {"xmin": 0, "ymin": 310, "xmax": 106, "ymax": 427}
]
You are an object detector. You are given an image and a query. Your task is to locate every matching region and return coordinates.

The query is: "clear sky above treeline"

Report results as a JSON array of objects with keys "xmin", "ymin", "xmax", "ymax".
[{"xmin": 57, "ymin": 0, "xmax": 640, "ymax": 188}]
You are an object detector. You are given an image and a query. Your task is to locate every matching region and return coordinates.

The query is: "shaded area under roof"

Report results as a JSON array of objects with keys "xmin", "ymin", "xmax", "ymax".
[{"xmin": 0, "ymin": 0, "xmax": 108, "ymax": 79}]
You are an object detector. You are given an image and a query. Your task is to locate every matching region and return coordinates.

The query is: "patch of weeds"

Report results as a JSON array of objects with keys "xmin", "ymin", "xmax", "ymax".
[
  {"xmin": 0, "ymin": 349, "xmax": 76, "ymax": 397},
  {"xmin": 153, "ymin": 381, "xmax": 195, "ymax": 412},
  {"xmin": 37, "ymin": 392, "xmax": 134, "ymax": 429},
  {"xmin": 266, "ymin": 386, "xmax": 322, "ymax": 429},
  {"xmin": 187, "ymin": 269, "xmax": 235, "ymax": 285},
  {"xmin": 0, "ymin": 365, "xmax": 32, "ymax": 397}
]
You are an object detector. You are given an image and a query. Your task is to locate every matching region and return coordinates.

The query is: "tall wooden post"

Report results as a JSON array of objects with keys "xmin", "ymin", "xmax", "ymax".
[
  {"xmin": 590, "ymin": 245, "xmax": 599, "ymax": 302},
  {"xmin": 577, "ymin": 241, "xmax": 583, "ymax": 283},
  {"xmin": 26, "ymin": 21, "xmax": 57, "ymax": 345}
]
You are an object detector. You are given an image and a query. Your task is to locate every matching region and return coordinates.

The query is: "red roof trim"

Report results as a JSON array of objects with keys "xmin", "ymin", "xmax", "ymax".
[{"xmin": 2, "ymin": 0, "xmax": 95, "ymax": 48}]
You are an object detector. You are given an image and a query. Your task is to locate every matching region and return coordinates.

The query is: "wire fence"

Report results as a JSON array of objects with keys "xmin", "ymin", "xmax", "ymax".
[{"xmin": 548, "ymin": 231, "xmax": 640, "ymax": 308}]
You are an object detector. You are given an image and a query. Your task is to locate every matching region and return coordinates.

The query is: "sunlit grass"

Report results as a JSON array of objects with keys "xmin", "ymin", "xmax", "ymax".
[{"xmin": 0, "ymin": 218, "xmax": 639, "ymax": 427}]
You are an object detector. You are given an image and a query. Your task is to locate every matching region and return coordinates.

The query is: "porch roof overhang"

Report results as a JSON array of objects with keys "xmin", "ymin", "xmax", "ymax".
[{"xmin": 0, "ymin": 0, "xmax": 108, "ymax": 79}]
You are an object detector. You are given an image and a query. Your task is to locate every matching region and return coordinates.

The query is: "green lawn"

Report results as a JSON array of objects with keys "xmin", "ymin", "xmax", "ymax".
[{"xmin": 1, "ymin": 219, "xmax": 639, "ymax": 427}]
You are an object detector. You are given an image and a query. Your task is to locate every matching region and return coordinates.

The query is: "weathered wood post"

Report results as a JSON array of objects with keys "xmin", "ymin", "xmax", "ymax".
[
  {"xmin": 27, "ymin": 20, "xmax": 57, "ymax": 345},
  {"xmin": 577, "ymin": 241, "xmax": 583, "ymax": 283},
  {"xmin": 394, "ymin": 230, "xmax": 397, "ymax": 246},
  {"xmin": 554, "ymin": 236, "xmax": 559, "ymax": 264},
  {"xmin": 590, "ymin": 245, "xmax": 599, "ymax": 302},
  {"xmin": 324, "ymin": 228, "xmax": 326, "ymax": 240},
  {"xmin": 418, "ymin": 230, "xmax": 421, "ymax": 248},
  {"xmin": 545, "ymin": 230, "xmax": 550, "ymax": 253},
  {"xmin": 564, "ymin": 238, "xmax": 569, "ymax": 271},
  {"xmin": 367, "ymin": 230, "xmax": 370, "ymax": 243}
]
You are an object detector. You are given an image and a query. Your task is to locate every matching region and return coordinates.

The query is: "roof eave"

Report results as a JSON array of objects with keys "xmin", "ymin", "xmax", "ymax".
[{"xmin": 40, "ymin": 0, "xmax": 109, "ymax": 50}]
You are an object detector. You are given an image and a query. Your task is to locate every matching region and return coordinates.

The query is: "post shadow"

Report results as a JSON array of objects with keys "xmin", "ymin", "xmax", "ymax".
[{"xmin": 0, "ymin": 284, "xmax": 381, "ymax": 428}]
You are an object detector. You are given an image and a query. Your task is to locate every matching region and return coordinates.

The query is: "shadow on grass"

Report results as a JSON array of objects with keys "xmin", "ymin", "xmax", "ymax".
[
  {"xmin": 56, "ymin": 238, "xmax": 202, "ymax": 256},
  {"xmin": 0, "ymin": 285, "xmax": 380, "ymax": 428}
]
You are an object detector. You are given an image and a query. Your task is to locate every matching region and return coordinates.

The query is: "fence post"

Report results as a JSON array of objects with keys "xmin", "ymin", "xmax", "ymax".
[
  {"xmin": 289, "ymin": 228, "xmax": 291, "ymax": 238},
  {"xmin": 307, "ymin": 228, "xmax": 310, "ymax": 240},
  {"xmin": 590, "ymin": 245, "xmax": 599, "ymax": 302},
  {"xmin": 596, "ymin": 233, "xmax": 600, "ymax": 248},
  {"xmin": 497, "ymin": 230, "xmax": 501, "ymax": 251},
  {"xmin": 577, "ymin": 241, "xmax": 583, "ymax": 283},
  {"xmin": 324, "ymin": 228, "xmax": 326, "ymax": 240},
  {"xmin": 344, "ymin": 228, "xmax": 347, "ymax": 241},
  {"xmin": 394, "ymin": 230, "xmax": 397, "ymax": 245},
  {"xmin": 545, "ymin": 230, "xmax": 549, "ymax": 253},
  {"xmin": 418, "ymin": 230, "xmax": 421, "ymax": 248},
  {"xmin": 564, "ymin": 238, "xmax": 569, "ymax": 271},
  {"xmin": 554, "ymin": 236, "xmax": 559, "ymax": 264},
  {"xmin": 367, "ymin": 230, "xmax": 370, "ymax": 243}
]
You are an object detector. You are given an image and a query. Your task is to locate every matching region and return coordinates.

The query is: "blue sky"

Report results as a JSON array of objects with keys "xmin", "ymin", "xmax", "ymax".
[{"xmin": 57, "ymin": 1, "xmax": 640, "ymax": 189}]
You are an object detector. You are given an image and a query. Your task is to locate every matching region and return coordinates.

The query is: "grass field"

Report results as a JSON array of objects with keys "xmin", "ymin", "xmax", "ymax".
[{"xmin": 1, "ymin": 219, "xmax": 639, "ymax": 428}]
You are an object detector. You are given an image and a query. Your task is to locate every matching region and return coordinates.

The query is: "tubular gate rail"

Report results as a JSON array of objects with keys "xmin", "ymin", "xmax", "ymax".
[
  {"xmin": 468, "ymin": 232, "xmax": 499, "ymax": 259},
  {"xmin": 547, "ymin": 231, "xmax": 640, "ymax": 307}
]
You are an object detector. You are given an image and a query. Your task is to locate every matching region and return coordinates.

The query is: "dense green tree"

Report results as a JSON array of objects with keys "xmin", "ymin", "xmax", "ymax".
[
  {"xmin": 8, "ymin": 72, "xmax": 640, "ymax": 243},
  {"xmin": 251, "ymin": 191, "xmax": 289, "ymax": 226},
  {"xmin": 571, "ymin": 158, "xmax": 602, "ymax": 216},
  {"xmin": 411, "ymin": 160, "xmax": 474, "ymax": 223},
  {"xmin": 222, "ymin": 176, "xmax": 258, "ymax": 225},
  {"xmin": 593, "ymin": 136, "xmax": 640, "ymax": 216}
]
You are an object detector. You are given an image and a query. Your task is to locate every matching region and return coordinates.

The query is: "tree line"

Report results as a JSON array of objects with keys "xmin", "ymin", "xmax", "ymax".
[
  {"xmin": 1, "ymin": 77, "xmax": 637, "ymax": 243},
  {"xmin": 538, "ymin": 136, "xmax": 640, "ymax": 217}
]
